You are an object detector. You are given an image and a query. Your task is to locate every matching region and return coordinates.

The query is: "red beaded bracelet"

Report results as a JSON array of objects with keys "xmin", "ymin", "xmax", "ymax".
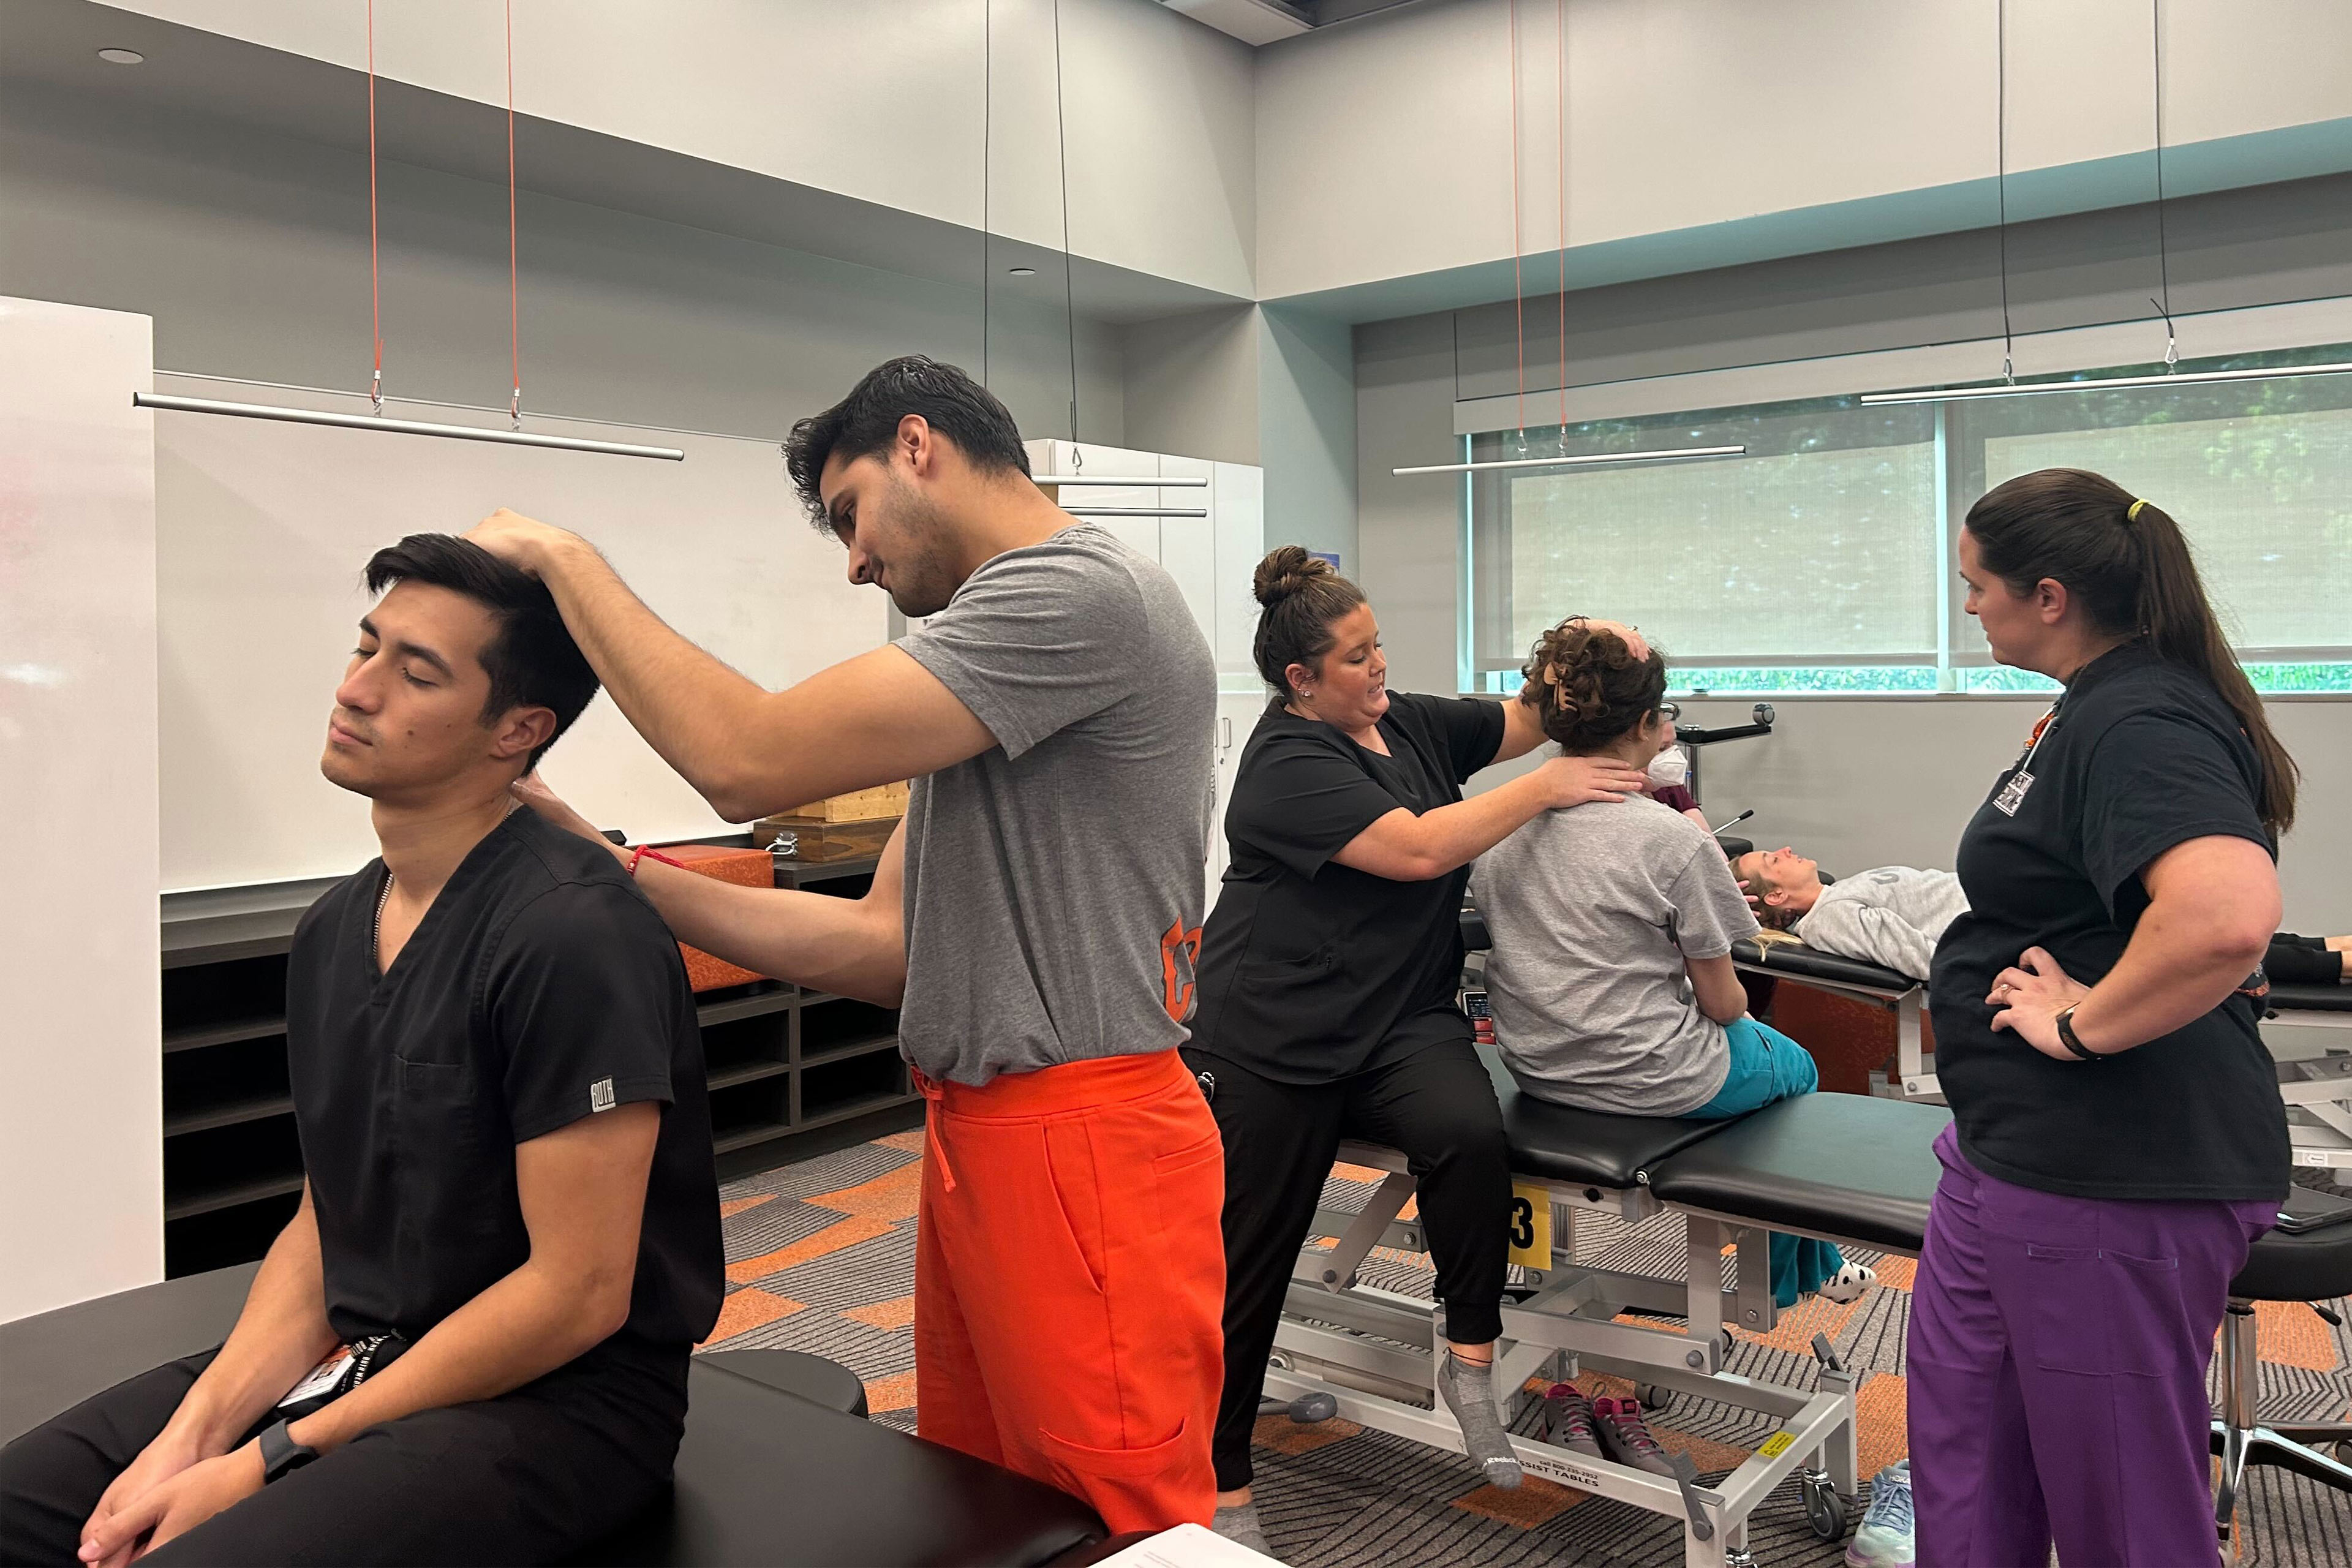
[{"xmin": 625, "ymin": 845, "xmax": 689, "ymax": 877}]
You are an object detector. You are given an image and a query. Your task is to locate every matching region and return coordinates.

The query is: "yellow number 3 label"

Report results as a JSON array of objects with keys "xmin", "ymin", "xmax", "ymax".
[{"xmin": 1507, "ymin": 1183, "xmax": 1552, "ymax": 1268}]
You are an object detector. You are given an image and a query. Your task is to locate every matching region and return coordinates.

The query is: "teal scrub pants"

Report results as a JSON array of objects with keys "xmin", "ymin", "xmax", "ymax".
[{"xmin": 1686, "ymin": 1018, "xmax": 1846, "ymax": 1307}]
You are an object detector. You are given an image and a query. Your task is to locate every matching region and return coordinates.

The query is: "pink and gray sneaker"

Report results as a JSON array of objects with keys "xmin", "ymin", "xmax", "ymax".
[
  {"xmin": 1539, "ymin": 1382, "xmax": 1604, "ymax": 1460},
  {"xmin": 1591, "ymin": 1396, "xmax": 1680, "ymax": 1478}
]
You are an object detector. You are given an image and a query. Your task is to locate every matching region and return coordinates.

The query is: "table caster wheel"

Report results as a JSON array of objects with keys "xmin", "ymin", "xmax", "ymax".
[
  {"xmin": 1634, "ymin": 1382, "xmax": 1672, "ymax": 1411},
  {"xmin": 1802, "ymin": 1470, "xmax": 1849, "ymax": 1542}
]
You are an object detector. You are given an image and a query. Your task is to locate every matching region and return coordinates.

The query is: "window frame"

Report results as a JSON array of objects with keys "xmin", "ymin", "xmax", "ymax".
[{"xmin": 1458, "ymin": 344, "xmax": 2352, "ymax": 699}]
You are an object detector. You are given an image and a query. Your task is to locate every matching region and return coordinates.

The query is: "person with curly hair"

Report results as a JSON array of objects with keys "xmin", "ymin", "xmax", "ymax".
[{"xmin": 1474, "ymin": 618, "xmax": 1877, "ymax": 1310}]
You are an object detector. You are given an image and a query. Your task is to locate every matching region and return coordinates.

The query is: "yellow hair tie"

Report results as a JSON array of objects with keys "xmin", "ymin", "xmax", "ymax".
[{"xmin": 2127, "ymin": 499, "xmax": 2149, "ymax": 522}]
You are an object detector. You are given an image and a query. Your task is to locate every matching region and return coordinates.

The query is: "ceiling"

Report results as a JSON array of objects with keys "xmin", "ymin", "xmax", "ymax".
[{"xmin": 4, "ymin": 0, "xmax": 1251, "ymax": 324}]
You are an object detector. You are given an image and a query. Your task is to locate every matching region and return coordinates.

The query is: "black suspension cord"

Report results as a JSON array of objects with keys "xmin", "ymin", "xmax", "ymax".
[
  {"xmin": 1052, "ymin": 0, "xmax": 1079, "ymax": 440},
  {"xmin": 2150, "ymin": 0, "xmax": 2177, "ymax": 368},
  {"xmin": 982, "ymin": 0, "xmax": 992, "ymax": 386},
  {"xmin": 1994, "ymin": 0, "xmax": 2015, "ymax": 382}
]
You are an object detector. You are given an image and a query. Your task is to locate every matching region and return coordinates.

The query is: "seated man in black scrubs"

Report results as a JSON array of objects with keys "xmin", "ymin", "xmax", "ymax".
[{"xmin": 0, "ymin": 535, "xmax": 722, "ymax": 1567}]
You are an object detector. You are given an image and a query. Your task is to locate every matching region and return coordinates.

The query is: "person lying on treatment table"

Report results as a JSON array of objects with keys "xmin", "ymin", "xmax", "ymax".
[
  {"xmin": 0, "ymin": 536, "xmax": 722, "ymax": 1567},
  {"xmin": 1472, "ymin": 618, "xmax": 1880, "ymax": 1322},
  {"xmin": 1735, "ymin": 845, "xmax": 2348, "ymax": 988}
]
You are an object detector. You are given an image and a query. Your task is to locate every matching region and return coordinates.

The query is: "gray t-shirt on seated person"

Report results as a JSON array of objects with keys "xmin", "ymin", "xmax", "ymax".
[
  {"xmin": 1472, "ymin": 793, "xmax": 1760, "ymax": 1115},
  {"xmin": 897, "ymin": 523, "xmax": 1215, "ymax": 1087}
]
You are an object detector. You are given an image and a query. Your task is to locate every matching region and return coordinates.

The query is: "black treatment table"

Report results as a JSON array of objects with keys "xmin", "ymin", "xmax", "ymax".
[{"xmin": 0, "ymin": 1267, "xmax": 1108, "ymax": 1568}]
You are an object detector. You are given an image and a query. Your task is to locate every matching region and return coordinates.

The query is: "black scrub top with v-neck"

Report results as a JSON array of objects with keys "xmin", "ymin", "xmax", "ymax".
[
  {"xmin": 284, "ymin": 810, "xmax": 723, "ymax": 1375},
  {"xmin": 1191, "ymin": 691, "xmax": 1506, "ymax": 1084},
  {"xmin": 1928, "ymin": 640, "xmax": 2291, "ymax": 1204}
]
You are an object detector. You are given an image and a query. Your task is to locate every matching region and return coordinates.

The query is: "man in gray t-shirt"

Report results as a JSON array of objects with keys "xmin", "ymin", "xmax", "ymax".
[
  {"xmin": 466, "ymin": 357, "xmax": 1224, "ymax": 1533},
  {"xmin": 1474, "ymin": 794, "xmax": 1760, "ymax": 1115},
  {"xmin": 898, "ymin": 522, "xmax": 1213, "ymax": 1084}
]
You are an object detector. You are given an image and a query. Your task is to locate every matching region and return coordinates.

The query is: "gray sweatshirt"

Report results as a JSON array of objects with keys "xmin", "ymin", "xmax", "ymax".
[{"xmin": 1791, "ymin": 866, "xmax": 1970, "ymax": 981}]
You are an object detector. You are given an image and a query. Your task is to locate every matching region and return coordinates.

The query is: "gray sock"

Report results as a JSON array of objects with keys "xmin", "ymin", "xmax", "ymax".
[
  {"xmin": 1210, "ymin": 1501, "xmax": 1272, "ymax": 1555},
  {"xmin": 1437, "ymin": 1352, "xmax": 1522, "ymax": 1490}
]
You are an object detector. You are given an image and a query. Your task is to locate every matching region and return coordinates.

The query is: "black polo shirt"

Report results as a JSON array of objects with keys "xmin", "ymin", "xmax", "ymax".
[
  {"xmin": 285, "ymin": 810, "xmax": 723, "ymax": 1377},
  {"xmin": 1191, "ymin": 692, "xmax": 1506, "ymax": 1084},
  {"xmin": 1928, "ymin": 641, "xmax": 2291, "ymax": 1203}
]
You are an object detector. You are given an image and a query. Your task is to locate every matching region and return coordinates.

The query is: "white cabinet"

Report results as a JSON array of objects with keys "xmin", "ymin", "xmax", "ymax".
[
  {"xmin": 1208, "ymin": 691, "xmax": 1267, "ymax": 909},
  {"xmin": 1028, "ymin": 439, "xmax": 1265, "ymax": 908}
]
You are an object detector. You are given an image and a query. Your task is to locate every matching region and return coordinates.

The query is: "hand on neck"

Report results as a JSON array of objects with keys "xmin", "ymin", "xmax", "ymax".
[{"xmin": 372, "ymin": 778, "xmax": 520, "ymax": 904}]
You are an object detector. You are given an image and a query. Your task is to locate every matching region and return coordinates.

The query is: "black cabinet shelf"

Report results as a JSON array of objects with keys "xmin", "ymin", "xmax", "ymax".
[
  {"xmin": 706, "ymin": 1058, "xmax": 794, "ymax": 1092},
  {"xmin": 167, "ymin": 1172, "xmax": 306, "ymax": 1223},
  {"xmin": 156, "ymin": 846, "xmax": 920, "ymax": 1277},
  {"xmin": 166, "ymin": 1093, "xmax": 296, "ymax": 1138}
]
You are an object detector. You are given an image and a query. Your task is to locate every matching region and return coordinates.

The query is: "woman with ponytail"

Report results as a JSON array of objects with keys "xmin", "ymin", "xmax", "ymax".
[
  {"xmin": 1186, "ymin": 548, "xmax": 1648, "ymax": 1551},
  {"xmin": 1910, "ymin": 469, "xmax": 2295, "ymax": 1566}
]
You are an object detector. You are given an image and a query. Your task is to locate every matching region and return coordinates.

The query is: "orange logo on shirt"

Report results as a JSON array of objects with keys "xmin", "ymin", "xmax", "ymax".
[{"xmin": 1160, "ymin": 921, "xmax": 1204, "ymax": 1023}]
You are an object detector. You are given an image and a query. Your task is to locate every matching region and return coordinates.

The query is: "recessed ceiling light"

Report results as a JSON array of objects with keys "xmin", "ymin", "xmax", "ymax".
[
  {"xmin": 1007, "ymin": 266, "xmax": 1036, "ymax": 277},
  {"xmin": 97, "ymin": 47, "xmax": 145, "ymax": 65}
]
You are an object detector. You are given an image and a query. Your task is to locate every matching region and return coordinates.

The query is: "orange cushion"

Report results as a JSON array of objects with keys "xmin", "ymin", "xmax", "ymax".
[{"xmin": 656, "ymin": 845, "xmax": 774, "ymax": 991}]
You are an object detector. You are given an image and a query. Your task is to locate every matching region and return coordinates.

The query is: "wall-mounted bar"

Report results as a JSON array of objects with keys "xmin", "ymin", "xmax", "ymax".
[
  {"xmin": 1035, "ymin": 473, "xmax": 1208, "ymax": 487},
  {"xmin": 132, "ymin": 393, "xmax": 687, "ymax": 461},
  {"xmin": 1858, "ymin": 361, "xmax": 2352, "ymax": 406},
  {"xmin": 1393, "ymin": 444, "xmax": 1745, "ymax": 477},
  {"xmin": 1059, "ymin": 505, "xmax": 1210, "ymax": 518}
]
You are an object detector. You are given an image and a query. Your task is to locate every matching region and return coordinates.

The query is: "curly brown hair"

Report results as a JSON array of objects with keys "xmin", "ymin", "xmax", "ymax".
[{"xmin": 1521, "ymin": 617, "xmax": 1668, "ymax": 753}]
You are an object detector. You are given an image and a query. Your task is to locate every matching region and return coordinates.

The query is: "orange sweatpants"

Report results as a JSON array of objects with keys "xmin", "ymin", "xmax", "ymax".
[{"xmin": 914, "ymin": 1049, "xmax": 1224, "ymax": 1534}]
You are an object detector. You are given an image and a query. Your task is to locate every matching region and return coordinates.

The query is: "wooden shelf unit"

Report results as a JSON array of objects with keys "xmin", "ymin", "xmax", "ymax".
[{"xmin": 157, "ymin": 848, "xmax": 919, "ymax": 1276}]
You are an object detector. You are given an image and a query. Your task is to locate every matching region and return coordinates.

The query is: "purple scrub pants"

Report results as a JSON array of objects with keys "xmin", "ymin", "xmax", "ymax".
[{"xmin": 1907, "ymin": 1123, "xmax": 2273, "ymax": 1567}]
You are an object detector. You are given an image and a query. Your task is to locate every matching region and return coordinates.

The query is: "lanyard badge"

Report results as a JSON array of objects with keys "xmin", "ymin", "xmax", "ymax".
[{"xmin": 1994, "ymin": 704, "xmax": 2060, "ymax": 818}]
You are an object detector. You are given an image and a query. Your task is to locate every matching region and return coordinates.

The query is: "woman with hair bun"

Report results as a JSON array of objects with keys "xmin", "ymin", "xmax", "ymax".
[
  {"xmin": 1187, "ymin": 548, "xmax": 1649, "ymax": 1552},
  {"xmin": 1910, "ymin": 469, "xmax": 2294, "ymax": 1566}
]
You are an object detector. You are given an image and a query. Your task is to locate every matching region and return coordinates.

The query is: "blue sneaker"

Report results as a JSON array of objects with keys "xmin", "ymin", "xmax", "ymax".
[{"xmin": 1845, "ymin": 1460, "xmax": 1913, "ymax": 1567}]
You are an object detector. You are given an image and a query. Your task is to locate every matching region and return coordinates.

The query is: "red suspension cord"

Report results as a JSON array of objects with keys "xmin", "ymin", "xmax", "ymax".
[
  {"xmin": 1507, "ymin": 0, "xmax": 1524, "ymax": 434},
  {"xmin": 506, "ymin": 0, "xmax": 520, "ymax": 428},
  {"xmin": 1555, "ymin": 0, "xmax": 1567, "ymax": 434},
  {"xmin": 367, "ymin": 0, "xmax": 382, "ymax": 412}
]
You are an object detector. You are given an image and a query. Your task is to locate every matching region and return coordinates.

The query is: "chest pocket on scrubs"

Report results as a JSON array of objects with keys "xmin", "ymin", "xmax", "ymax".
[
  {"xmin": 391, "ymin": 1057, "xmax": 504, "ymax": 1275},
  {"xmin": 1239, "ymin": 941, "xmax": 1340, "ymax": 985}
]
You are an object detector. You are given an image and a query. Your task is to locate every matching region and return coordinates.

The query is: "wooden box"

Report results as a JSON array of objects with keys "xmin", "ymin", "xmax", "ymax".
[
  {"xmin": 753, "ymin": 815, "xmax": 899, "ymax": 864},
  {"xmin": 774, "ymin": 782, "xmax": 909, "ymax": 822},
  {"xmin": 655, "ymin": 844, "xmax": 775, "ymax": 992}
]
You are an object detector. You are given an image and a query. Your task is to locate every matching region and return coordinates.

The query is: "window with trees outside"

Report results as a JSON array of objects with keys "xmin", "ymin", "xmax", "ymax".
[{"xmin": 1460, "ymin": 345, "xmax": 2352, "ymax": 698}]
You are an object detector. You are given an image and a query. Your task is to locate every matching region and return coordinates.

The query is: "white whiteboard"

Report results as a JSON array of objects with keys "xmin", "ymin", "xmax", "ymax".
[{"xmin": 155, "ymin": 377, "xmax": 886, "ymax": 891}]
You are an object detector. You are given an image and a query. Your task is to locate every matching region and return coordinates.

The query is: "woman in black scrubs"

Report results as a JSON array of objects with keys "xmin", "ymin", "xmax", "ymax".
[
  {"xmin": 1188, "ymin": 548, "xmax": 1648, "ymax": 1550},
  {"xmin": 1910, "ymin": 469, "xmax": 2296, "ymax": 1566}
]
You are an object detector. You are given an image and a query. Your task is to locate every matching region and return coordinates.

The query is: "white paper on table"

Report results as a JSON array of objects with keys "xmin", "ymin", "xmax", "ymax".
[{"xmin": 1091, "ymin": 1521, "xmax": 1287, "ymax": 1566}]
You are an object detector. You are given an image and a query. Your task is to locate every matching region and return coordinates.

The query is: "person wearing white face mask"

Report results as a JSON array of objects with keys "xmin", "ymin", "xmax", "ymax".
[{"xmin": 1641, "ymin": 739, "xmax": 1711, "ymax": 827}]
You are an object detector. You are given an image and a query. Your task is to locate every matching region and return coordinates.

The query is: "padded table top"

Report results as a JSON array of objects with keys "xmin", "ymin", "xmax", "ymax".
[
  {"xmin": 0, "ymin": 1262, "xmax": 260, "ymax": 1445},
  {"xmin": 1730, "ymin": 937, "xmax": 1920, "ymax": 995},
  {"xmin": 2269, "ymin": 982, "xmax": 2352, "ymax": 1014},
  {"xmin": 1646, "ymin": 1093, "xmax": 1952, "ymax": 1254},
  {"xmin": 1, "ymin": 1267, "xmax": 1103, "ymax": 1568},
  {"xmin": 572, "ymin": 1362, "xmax": 1102, "ymax": 1567},
  {"xmin": 1478, "ymin": 1045, "xmax": 1729, "ymax": 1190}
]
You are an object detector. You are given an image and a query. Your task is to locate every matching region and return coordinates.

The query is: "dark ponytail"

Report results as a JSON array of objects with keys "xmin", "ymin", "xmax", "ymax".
[
  {"xmin": 1964, "ymin": 467, "xmax": 2298, "ymax": 835},
  {"xmin": 1251, "ymin": 545, "xmax": 1366, "ymax": 699}
]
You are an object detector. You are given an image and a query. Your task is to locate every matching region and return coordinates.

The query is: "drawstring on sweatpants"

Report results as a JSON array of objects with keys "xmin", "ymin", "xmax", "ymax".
[{"xmin": 913, "ymin": 1068, "xmax": 956, "ymax": 1193}]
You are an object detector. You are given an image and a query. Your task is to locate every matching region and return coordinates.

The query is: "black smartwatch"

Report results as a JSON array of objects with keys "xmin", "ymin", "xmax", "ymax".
[
  {"xmin": 258, "ymin": 1419, "xmax": 320, "ymax": 1484},
  {"xmin": 2054, "ymin": 1004, "xmax": 2100, "ymax": 1061}
]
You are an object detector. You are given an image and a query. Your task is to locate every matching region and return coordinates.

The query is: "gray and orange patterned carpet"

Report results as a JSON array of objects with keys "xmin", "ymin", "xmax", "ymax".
[{"xmin": 701, "ymin": 1132, "xmax": 2352, "ymax": 1566}]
